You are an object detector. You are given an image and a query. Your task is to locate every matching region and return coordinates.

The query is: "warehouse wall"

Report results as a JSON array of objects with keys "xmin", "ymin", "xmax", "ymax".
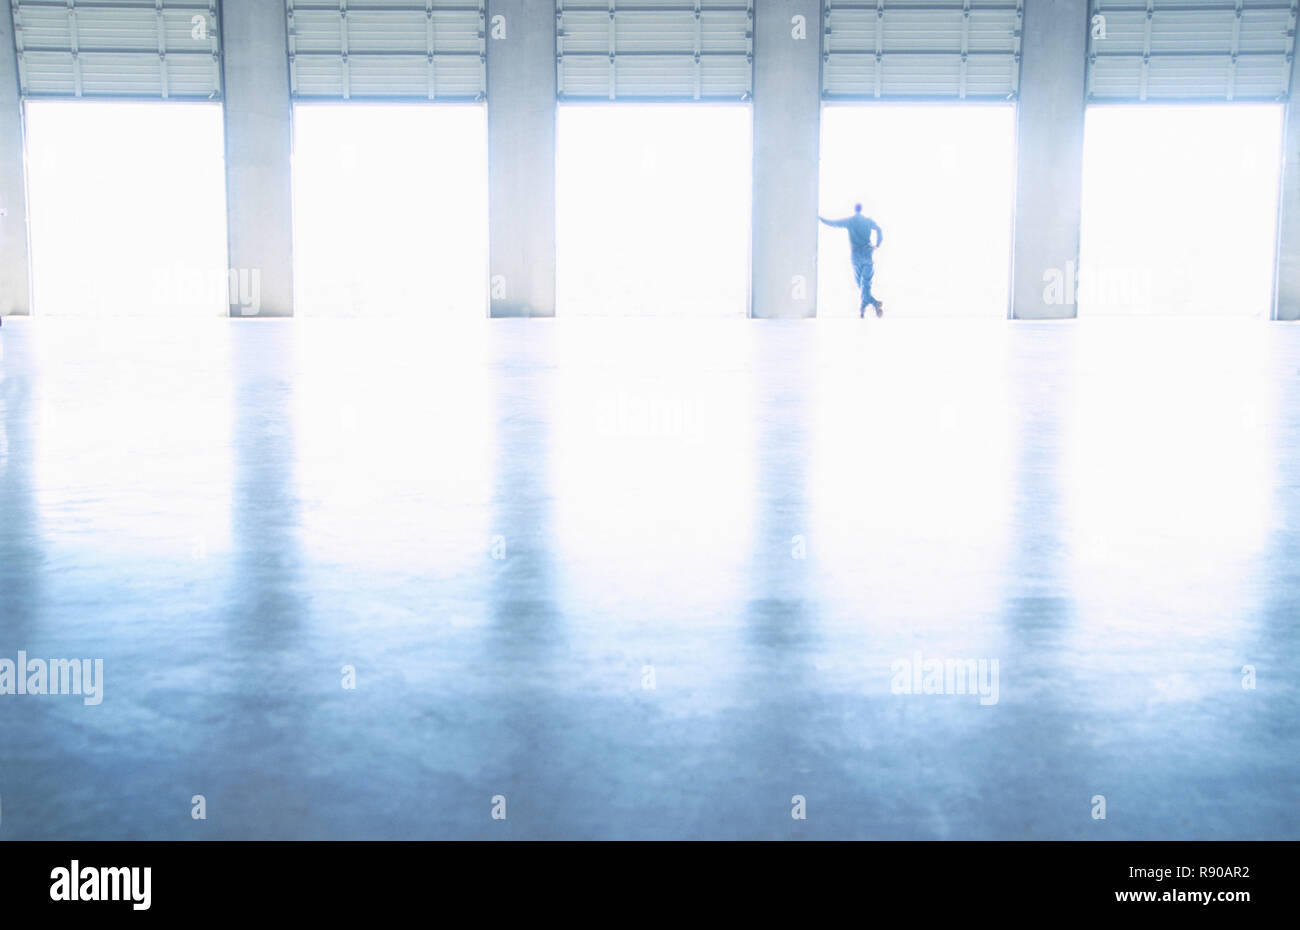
[
  {"xmin": 221, "ymin": 0, "xmax": 295, "ymax": 317},
  {"xmin": 486, "ymin": 0, "xmax": 557, "ymax": 318},
  {"xmin": 1277, "ymin": 51, "xmax": 1300, "ymax": 321},
  {"xmin": 1011, "ymin": 0, "xmax": 1089, "ymax": 320},
  {"xmin": 0, "ymin": 5, "xmax": 29, "ymax": 317},
  {"xmin": 3, "ymin": 3, "xmax": 1298, "ymax": 323},
  {"xmin": 751, "ymin": 0, "xmax": 822, "ymax": 319}
]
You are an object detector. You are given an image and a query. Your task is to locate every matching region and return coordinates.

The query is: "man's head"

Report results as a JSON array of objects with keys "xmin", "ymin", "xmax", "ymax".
[{"xmin": 854, "ymin": 203, "xmax": 863, "ymax": 214}]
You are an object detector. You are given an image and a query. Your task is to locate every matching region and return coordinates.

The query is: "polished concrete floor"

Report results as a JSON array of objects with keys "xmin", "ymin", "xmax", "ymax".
[{"xmin": 0, "ymin": 315, "xmax": 1297, "ymax": 839}]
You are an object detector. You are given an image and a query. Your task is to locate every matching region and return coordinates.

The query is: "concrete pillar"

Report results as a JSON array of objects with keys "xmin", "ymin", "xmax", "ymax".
[
  {"xmin": 0, "ymin": 5, "xmax": 30, "ymax": 317},
  {"xmin": 486, "ymin": 1, "xmax": 556, "ymax": 318},
  {"xmin": 1010, "ymin": 0, "xmax": 1088, "ymax": 319},
  {"xmin": 220, "ymin": 1, "xmax": 294, "ymax": 317},
  {"xmin": 751, "ymin": 0, "xmax": 822, "ymax": 319},
  {"xmin": 1275, "ymin": 50, "xmax": 1300, "ymax": 321}
]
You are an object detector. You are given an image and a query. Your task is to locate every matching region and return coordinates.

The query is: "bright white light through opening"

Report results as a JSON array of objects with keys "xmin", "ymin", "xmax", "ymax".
[
  {"xmin": 818, "ymin": 105, "xmax": 1016, "ymax": 317},
  {"xmin": 292, "ymin": 104, "xmax": 489, "ymax": 318},
  {"xmin": 556, "ymin": 104, "xmax": 752, "ymax": 317},
  {"xmin": 25, "ymin": 100, "xmax": 229, "ymax": 317},
  {"xmin": 1079, "ymin": 105, "xmax": 1283, "ymax": 317}
]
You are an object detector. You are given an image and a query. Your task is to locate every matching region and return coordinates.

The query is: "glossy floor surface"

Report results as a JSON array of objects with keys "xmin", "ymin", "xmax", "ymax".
[{"xmin": 0, "ymin": 316, "xmax": 1297, "ymax": 839}]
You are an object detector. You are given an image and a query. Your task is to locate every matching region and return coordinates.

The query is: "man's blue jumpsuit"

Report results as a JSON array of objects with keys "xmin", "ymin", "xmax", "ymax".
[{"xmin": 820, "ymin": 213, "xmax": 883, "ymax": 313}]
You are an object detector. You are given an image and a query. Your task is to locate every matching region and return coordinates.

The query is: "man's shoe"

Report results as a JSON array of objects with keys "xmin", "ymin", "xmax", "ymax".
[{"xmin": 875, "ymin": 302, "xmax": 884, "ymax": 319}]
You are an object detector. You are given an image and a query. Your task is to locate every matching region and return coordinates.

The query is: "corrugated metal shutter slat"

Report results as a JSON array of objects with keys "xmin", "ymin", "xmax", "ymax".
[
  {"xmin": 12, "ymin": 0, "xmax": 221, "ymax": 99},
  {"xmin": 286, "ymin": 1, "xmax": 486, "ymax": 100},
  {"xmin": 823, "ymin": 1, "xmax": 1024, "ymax": 101},
  {"xmin": 558, "ymin": 1, "xmax": 753, "ymax": 100},
  {"xmin": 1087, "ymin": 0, "xmax": 1299, "ymax": 101}
]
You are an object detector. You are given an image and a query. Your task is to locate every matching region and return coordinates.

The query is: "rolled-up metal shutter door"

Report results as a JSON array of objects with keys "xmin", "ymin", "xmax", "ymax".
[
  {"xmin": 557, "ymin": 0, "xmax": 753, "ymax": 100},
  {"xmin": 10, "ymin": 0, "xmax": 222, "ymax": 99},
  {"xmin": 1087, "ymin": 0, "xmax": 1299, "ymax": 102},
  {"xmin": 823, "ymin": 0, "xmax": 1024, "ymax": 100},
  {"xmin": 286, "ymin": 0, "xmax": 486, "ymax": 100}
]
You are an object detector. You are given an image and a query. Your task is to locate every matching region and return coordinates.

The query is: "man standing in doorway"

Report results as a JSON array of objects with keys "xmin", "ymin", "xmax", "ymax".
[{"xmin": 820, "ymin": 205, "xmax": 885, "ymax": 318}]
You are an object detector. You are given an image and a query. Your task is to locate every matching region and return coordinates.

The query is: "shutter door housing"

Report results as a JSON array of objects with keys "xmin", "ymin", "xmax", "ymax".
[
  {"xmin": 1087, "ymin": 1, "xmax": 1299, "ymax": 102},
  {"xmin": 557, "ymin": 0, "xmax": 754, "ymax": 100},
  {"xmin": 11, "ymin": 0, "xmax": 222, "ymax": 99},
  {"xmin": 286, "ymin": 0, "xmax": 486, "ymax": 100},
  {"xmin": 823, "ymin": 0, "xmax": 1024, "ymax": 100}
]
